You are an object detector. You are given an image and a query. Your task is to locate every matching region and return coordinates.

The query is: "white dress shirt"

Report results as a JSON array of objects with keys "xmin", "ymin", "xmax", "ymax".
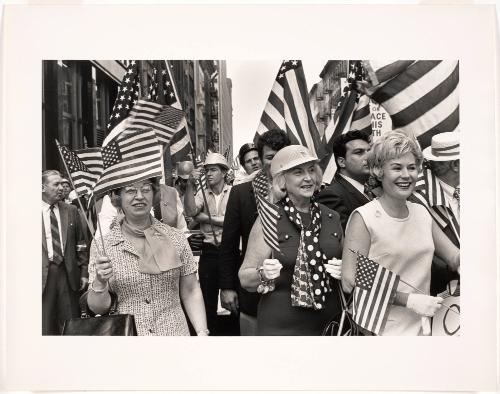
[
  {"xmin": 438, "ymin": 179, "xmax": 460, "ymax": 222},
  {"xmin": 339, "ymin": 173, "xmax": 369, "ymax": 198},
  {"xmin": 42, "ymin": 201, "xmax": 63, "ymax": 261}
]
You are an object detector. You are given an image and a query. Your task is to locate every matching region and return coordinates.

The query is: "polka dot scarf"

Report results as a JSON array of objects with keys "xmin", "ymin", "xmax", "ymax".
[{"xmin": 282, "ymin": 196, "xmax": 331, "ymax": 310}]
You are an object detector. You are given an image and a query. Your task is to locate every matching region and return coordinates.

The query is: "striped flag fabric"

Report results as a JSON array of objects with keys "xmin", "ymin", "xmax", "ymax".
[
  {"xmin": 412, "ymin": 166, "xmax": 460, "ymax": 242},
  {"xmin": 103, "ymin": 61, "xmax": 140, "ymax": 146},
  {"xmin": 126, "ymin": 99, "xmax": 186, "ymax": 146},
  {"xmin": 362, "ymin": 60, "xmax": 459, "ymax": 149},
  {"xmin": 321, "ymin": 61, "xmax": 373, "ymax": 184},
  {"xmin": 256, "ymin": 194, "xmax": 280, "ymax": 252},
  {"xmin": 156, "ymin": 61, "xmax": 192, "ymax": 163},
  {"xmin": 352, "ymin": 251, "xmax": 399, "ymax": 335},
  {"xmin": 194, "ymin": 155, "xmax": 207, "ymax": 193},
  {"xmin": 255, "ymin": 60, "xmax": 325, "ymax": 159},
  {"xmin": 92, "ymin": 127, "xmax": 163, "ymax": 199},
  {"xmin": 58, "ymin": 145, "xmax": 103, "ymax": 196},
  {"xmin": 252, "ymin": 170, "xmax": 280, "ymax": 252}
]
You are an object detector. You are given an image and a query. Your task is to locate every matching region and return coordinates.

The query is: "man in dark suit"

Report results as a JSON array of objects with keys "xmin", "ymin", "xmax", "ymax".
[
  {"xmin": 218, "ymin": 129, "xmax": 290, "ymax": 335},
  {"xmin": 42, "ymin": 170, "xmax": 88, "ymax": 335},
  {"xmin": 317, "ymin": 129, "xmax": 372, "ymax": 230}
]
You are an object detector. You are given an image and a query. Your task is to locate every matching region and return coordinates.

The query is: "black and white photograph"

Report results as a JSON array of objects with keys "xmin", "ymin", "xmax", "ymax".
[
  {"xmin": 41, "ymin": 59, "xmax": 460, "ymax": 337},
  {"xmin": 1, "ymin": 3, "xmax": 498, "ymax": 392}
]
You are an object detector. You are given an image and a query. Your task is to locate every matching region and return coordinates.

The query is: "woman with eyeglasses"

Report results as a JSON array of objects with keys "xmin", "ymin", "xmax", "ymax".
[{"xmin": 87, "ymin": 177, "xmax": 208, "ymax": 336}]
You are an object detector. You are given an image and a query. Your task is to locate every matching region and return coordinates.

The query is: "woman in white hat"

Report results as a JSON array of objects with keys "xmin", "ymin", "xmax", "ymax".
[
  {"xmin": 239, "ymin": 145, "xmax": 344, "ymax": 335},
  {"xmin": 341, "ymin": 131, "xmax": 460, "ymax": 336}
]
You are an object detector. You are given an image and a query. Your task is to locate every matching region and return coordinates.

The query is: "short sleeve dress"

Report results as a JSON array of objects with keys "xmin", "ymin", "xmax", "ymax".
[
  {"xmin": 89, "ymin": 218, "xmax": 197, "ymax": 336},
  {"xmin": 351, "ymin": 199, "xmax": 434, "ymax": 336},
  {"xmin": 256, "ymin": 204, "xmax": 344, "ymax": 336}
]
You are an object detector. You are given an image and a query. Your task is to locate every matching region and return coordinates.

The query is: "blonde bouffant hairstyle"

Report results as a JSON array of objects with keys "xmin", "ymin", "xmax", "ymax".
[
  {"xmin": 367, "ymin": 130, "xmax": 423, "ymax": 181},
  {"xmin": 271, "ymin": 162, "xmax": 323, "ymax": 201}
]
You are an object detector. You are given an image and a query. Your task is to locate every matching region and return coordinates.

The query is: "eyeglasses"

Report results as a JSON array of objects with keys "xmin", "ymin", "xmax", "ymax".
[{"xmin": 123, "ymin": 184, "xmax": 153, "ymax": 196}]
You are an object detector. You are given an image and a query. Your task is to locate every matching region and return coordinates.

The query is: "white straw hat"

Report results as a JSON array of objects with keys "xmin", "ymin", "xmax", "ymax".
[
  {"xmin": 270, "ymin": 145, "xmax": 318, "ymax": 177},
  {"xmin": 422, "ymin": 132, "xmax": 460, "ymax": 161}
]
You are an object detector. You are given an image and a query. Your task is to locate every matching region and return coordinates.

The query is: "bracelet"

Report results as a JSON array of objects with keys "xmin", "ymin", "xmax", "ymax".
[
  {"xmin": 196, "ymin": 328, "xmax": 210, "ymax": 336},
  {"xmin": 256, "ymin": 266, "xmax": 275, "ymax": 294},
  {"xmin": 90, "ymin": 281, "xmax": 109, "ymax": 293}
]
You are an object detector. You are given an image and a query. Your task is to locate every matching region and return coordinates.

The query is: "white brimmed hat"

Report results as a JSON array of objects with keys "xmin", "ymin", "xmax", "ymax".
[
  {"xmin": 270, "ymin": 145, "xmax": 318, "ymax": 177},
  {"xmin": 422, "ymin": 132, "xmax": 460, "ymax": 162},
  {"xmin": 204, "ymin": 153, "xmax": 229, "ymax": 170}
]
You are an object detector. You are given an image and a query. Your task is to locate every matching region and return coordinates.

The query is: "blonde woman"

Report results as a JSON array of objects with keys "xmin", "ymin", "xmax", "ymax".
[{"xmin": 341, "ymin": 131, "xmax": 460, "ymax": 336}]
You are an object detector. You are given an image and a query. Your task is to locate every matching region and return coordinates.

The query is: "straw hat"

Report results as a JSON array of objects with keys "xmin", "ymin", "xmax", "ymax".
[
  {"xmin": 422, "ymin": 132, "xmax": 460, "ymax": 161},
  {"xmin": 270, "ymin": 145, "xmax": 318, "ymax": 177}
]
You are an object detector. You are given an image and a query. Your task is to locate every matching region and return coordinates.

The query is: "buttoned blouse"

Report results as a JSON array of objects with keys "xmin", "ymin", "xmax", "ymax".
[{"xmin": 89, "ymin": 218, "xmax": 197, "ymax": 336}]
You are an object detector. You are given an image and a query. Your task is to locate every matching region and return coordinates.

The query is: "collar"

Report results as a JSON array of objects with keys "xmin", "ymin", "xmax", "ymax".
[
  {"xmin": 438, "ymin": 179, "xmax": 456, "ymax": 200},
  {"xmin": 107, "ymin": 215, "xmax": 166, "ymax": 247},
  {"xmin": 339, "ymin": 173, "xmax": 365, "ymax": 195},
  {"xmin": 207, "ymin": 184, "xmax": 230, "ymax": 196},
  {"xmin": 42, "ymin": 200, "xmax": 58, "ymax": 211}
]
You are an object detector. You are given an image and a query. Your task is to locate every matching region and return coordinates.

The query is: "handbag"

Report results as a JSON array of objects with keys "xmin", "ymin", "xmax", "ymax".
[
  {"xmin": 62, "ymin": 290, "xmax": 137, "ymax": 336},
  {"xmin": 322, "ymin": 281, "xmax": 360, "ymax": 336}
]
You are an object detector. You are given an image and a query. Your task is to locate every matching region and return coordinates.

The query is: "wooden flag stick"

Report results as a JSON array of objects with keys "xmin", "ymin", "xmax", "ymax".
[
  {"xmin": 349, "ymin": 249, "xmax": 459, "ymax": 316},
  {"xmin": 55, "ymin": 139, "xmax": 107, "ymax": 257}
]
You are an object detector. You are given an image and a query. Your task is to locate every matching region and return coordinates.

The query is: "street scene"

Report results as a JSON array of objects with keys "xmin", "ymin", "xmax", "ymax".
[{"xmin": 41, "ymin": 59, "xmax": 460, "ymax": 337}]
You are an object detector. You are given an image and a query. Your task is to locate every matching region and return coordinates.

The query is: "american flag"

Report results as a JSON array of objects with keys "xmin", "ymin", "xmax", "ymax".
[
  {"xmin": 321, "ymin": 61, "xmax": 373, "ymax": 184},
  {"xmin": 92, "ymin": 128, "xmax": 163, "ymax": 199},
  {"xmin": 126, "ymin": 99, "xmax": 186, "ymax": 146},
  {"xmin": 352, "ymin": 251, "xmax": 399, "ymax": 335},
  {"xmin": 362, "ymin": 60, "xmax": 459, "ymax": 149},
  {"xmin": 104, "ymin": 61, "xmax": 140, "ymax": 145},
  {"xmin": 255, "ymin": 60, "xmax": 324, "ymax": 159},
  {"xmin": 412, "ymin": 166, "xmax": 460, "ymax": 242},
  {"xmin": 252, "ymin": 170, "xmax": 280, "ymax": 252},
  {"xmin": 156, "ymin": 61, "xmax": 192, "ymax": 163},
  {"xmin": 194, "ymin": 155, "xmax": 207, "ymax": 193},
  {"xmin": 58, "ymin": 145, "xmax": 103, "ymax": 196}
]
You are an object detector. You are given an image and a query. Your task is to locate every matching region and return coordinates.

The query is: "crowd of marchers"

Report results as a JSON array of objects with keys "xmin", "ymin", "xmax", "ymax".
[{"xmin": 42, "ymin": 128, "xmax": 460, "ymax": 336}]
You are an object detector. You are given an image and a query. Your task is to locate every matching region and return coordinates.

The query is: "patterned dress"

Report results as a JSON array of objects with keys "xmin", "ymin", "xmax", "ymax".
[
  {"xmin": 89, "ymin": 218, "xmax": 197, "ymax": 336},
  {"xmin": 256, "ymin": 204, "xmax": 344, "ymax": 335}
]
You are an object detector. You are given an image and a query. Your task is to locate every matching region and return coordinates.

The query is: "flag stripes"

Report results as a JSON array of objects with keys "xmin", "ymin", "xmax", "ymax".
[
  {"xmin": 256, "ymin": 194, "xmax": 280, "ymax": 252},
  {"xmin": 352, "ymin": 251, "xmax": 399, "ymax": 335},
  {"xmin": 92, "ymin": 128, "xmax": 163, "ymax": 198},
  {"xmin": 364, "ymin": 60, "xmax": 459, "ymax": 149},
  {"xmin": 127, "ymin": 99, "xmax": 185, "ymax": 146},
  {"xmin": 412, "ymin": 167, "xmax": 460, "ymax": 241},
  {"xmin": 256, "ymin": 60, "xmax": 324, "ymax": 158},
  {"xmin": 59, "ymin": 146, "xmax": 103, "ymax": 196}
]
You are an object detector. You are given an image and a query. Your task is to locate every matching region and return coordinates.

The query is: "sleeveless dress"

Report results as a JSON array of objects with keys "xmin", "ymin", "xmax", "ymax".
[
  {"xmin": 257, "ymin": 204, "xmax": 344, "ymax": 335},
  {"xmin": 351, "ymin": 199, "xmax": 434, "ymax": 335}
]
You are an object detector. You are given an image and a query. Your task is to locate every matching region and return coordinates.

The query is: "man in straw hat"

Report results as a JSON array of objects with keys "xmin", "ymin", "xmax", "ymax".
[
  {"xmin": 184, "ymin": 152, "xmax": 232, "ymax": 335},
  {"xmin": 411, "ymin": 131, "xmax": 460, "ymax": 295}
]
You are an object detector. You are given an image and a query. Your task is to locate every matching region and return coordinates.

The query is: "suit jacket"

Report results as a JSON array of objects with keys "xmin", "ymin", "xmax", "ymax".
[
  {"xmin": 317, "ymin": 173, "xmax": 370, "ymax": 231},
  {"xmin": 42, "ymin": 202, "xmax": 89, "ymax": 292},
  {"xmin": 218, "ymin": 180, "xmax": 260, "ymax": 316}
]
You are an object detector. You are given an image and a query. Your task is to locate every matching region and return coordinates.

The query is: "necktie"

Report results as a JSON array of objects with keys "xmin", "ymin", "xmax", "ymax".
[
  {"xmin": 363, "ymin": 183, "xmax": 374, "ymax": 200},
  {"xmin": 453, "ymin": 186, "xmax": 460, "ymax": 209},
  {"xmin": 50, "ymin": 205, "xmax": 63, "ymax": 264}
]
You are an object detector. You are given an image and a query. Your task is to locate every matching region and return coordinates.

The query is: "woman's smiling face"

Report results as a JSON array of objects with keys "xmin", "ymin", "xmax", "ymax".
[{"xmin": 380, "ymin": 152, "xmax": 418, "ymax": 201}]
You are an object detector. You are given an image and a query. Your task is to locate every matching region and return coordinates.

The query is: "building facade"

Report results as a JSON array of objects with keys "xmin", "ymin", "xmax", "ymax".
[{"xmin": 42, "ymin": 60, "xmax": 233, "ymax": 177}]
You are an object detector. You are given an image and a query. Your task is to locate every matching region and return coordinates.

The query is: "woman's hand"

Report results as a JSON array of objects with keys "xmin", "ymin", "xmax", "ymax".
[
  {"xmin": 94, "ymin": 256, "xmax": 113, "ymax": 287},
  {"xmin": 325, "ymin": 258, "xmax": 342, "ymax": 279},
  {"xmin": 407, "ymin": 293, "xmax": 443, "ymax": 317},
  {"xmin": 262, "ymin": 259, "xmax": 282, "ymax": 280}
]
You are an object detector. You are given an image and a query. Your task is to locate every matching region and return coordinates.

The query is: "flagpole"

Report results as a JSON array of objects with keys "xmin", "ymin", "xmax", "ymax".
[
  {"xmin": 349, "ymin": 249, "xmax": 459, "ymax": 316},
  {"xmin": 189, "ymin": 144, "xmax": 220, "ymax": 246},
  {"xmin": 55, "ymin": 139, "xmax": 108, "ymax": 256}
]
